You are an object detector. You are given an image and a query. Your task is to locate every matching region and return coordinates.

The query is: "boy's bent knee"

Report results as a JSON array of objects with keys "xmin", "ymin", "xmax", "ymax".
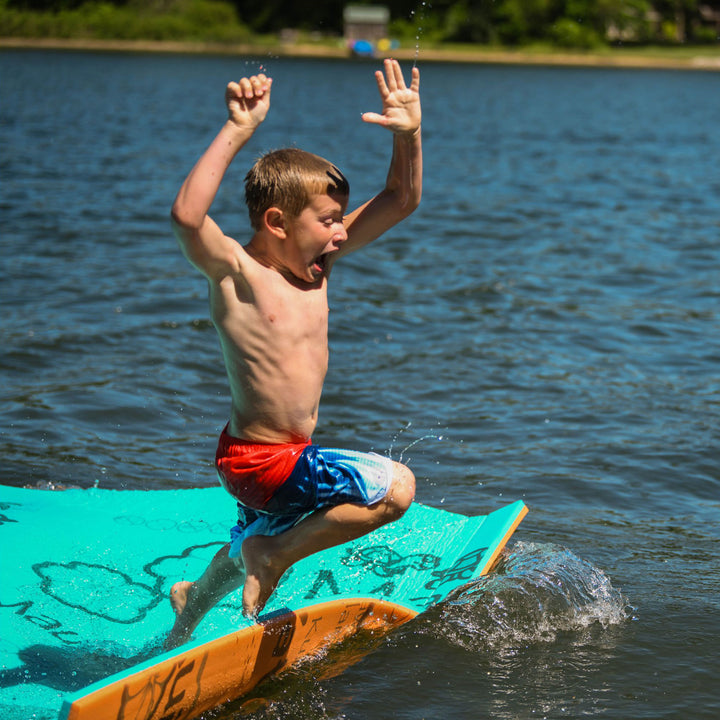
[{"xmin": 384, "ymin": 462, "xmax": 415, "ymax": 519}]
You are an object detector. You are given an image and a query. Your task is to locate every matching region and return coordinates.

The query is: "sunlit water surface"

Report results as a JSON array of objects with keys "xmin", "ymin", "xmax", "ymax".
[{"xmin": 1, "ymin": 49, "xmax": 719, "ymax": 719}]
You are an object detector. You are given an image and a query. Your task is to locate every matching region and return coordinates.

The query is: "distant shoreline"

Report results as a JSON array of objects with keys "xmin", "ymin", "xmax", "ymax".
[{"xmin": 2, "ymin": 36, "xmax": 719, "ymax": 71}]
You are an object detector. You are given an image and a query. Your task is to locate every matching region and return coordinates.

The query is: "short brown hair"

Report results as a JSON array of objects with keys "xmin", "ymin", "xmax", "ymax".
[{"xmin": 244, "ymin": 148, "xmax": 349, "ymax": 231}]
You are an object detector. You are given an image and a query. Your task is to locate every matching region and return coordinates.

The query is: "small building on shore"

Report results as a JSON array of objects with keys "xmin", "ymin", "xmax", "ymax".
[{"xmin": 343, "ymin": 4, "xmax": 390, "ymax": 47}]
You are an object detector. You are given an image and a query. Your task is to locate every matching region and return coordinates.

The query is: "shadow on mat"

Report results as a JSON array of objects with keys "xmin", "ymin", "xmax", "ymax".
[{"xmin": 0, "ymin": 643, "xmax": 158, "ymax": 691}]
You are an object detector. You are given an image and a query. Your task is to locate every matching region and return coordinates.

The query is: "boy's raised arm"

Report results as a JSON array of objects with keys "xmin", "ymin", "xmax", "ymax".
[
  {"xmin": 171, "ymin": 75, "xmax": 272, "ymax": 279},
  {"xmin": 339, "ymin": 59, "xmax": 422, "ymax": 257}
]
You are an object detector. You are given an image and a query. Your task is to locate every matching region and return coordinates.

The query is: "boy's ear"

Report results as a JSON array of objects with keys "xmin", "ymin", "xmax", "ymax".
[{"xmin": 263, "ymin": 207, "xmax": 286, "ymax": 238}]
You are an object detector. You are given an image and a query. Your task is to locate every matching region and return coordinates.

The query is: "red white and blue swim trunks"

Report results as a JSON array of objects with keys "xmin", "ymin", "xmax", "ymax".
[{"xmin": 215, "ymin": 425, "xmax": 394, "ymax": 560}]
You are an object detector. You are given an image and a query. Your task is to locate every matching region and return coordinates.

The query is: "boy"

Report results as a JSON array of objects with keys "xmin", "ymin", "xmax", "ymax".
[{"xmin": 166, "ymin": 59, "xmax": 422, "ymax": 649}]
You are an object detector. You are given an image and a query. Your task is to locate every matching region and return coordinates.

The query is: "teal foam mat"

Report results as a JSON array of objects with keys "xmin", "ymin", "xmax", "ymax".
[{"xmin": 0, "ymin": 485, "xmax": 525, "ymax": 720}]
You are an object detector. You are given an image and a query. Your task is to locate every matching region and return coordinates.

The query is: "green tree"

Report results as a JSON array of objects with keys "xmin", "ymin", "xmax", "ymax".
[
  {"xmin": 231, "ymin": 0, "xmax": 345, "ymax": 33},
  {"xmin": 2, "ymin": 0, "xmax": 719, "ymax": 45}
]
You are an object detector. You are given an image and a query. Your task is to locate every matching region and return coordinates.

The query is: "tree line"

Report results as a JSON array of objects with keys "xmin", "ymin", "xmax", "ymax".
[{"xmin": 2, "ymin": 0, "xmax": 719, "ymax": 47}]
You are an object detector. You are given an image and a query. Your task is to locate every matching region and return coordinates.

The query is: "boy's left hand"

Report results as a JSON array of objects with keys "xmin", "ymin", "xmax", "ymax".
[{"xmin": 362, "ymin": 59, "xmax": 421, "ymax": 136}]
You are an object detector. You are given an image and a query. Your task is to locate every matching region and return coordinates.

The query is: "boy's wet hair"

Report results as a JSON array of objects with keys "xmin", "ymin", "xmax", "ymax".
[{"xmin": 245, "ymin": 148, "xmax": 350, "ymax": 231}]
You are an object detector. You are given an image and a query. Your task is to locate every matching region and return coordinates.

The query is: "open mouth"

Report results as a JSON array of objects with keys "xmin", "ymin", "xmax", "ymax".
[{"xmin": 312, "ymin": 253, "xmax": 329, "ymax": 274}]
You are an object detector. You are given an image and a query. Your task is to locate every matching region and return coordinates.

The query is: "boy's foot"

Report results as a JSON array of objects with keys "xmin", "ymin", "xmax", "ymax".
[
  {"xmin": 241, "ymin": 535, "xmax": 286, "ymax": 618},
  {"xmin": 164, "ymin": 581, "xmax": 197, "ymax": 650},
  {"xmin": 170, "ymin": 580, "xmax": 193, "ymax": 616}
]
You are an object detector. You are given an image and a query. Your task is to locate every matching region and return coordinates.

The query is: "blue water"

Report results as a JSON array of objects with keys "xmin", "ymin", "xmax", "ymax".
[{"xmin": 1, "ymin": 49, "xmax": 719, "ymax": 719}]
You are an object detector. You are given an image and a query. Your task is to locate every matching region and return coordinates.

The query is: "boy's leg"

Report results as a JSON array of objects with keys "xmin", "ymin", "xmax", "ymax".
[
  {"xmin": 165, "ymin": 543, "xmax": 244, "ymax": 649},
  {"xmin": 165, "ymin": 460, "xmax": 414, "ymax": 645},
  {"xmin": 242, "ymin": 461, "xmax": 415, "ymax": 617}
]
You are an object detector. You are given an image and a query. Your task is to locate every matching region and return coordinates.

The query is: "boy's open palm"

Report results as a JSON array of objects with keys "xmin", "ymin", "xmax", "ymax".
[
  {"xmin": 226, "ymin": 74, "xmax": 272, "ymax": 130},
  {"xmin": 362, "ymin": 59, "xmax": 421, "ymax": 136}
]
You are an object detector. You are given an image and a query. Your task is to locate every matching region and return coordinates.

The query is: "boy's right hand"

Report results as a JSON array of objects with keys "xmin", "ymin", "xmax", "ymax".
[{"xmin": 226, "ymin": 74, "xmax": 272, "ymax": 130}]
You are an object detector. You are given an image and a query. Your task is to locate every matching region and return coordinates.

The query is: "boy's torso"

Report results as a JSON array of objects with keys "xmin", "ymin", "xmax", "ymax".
[{"xmin": 209, "ymin": 257, "xmax": 330, "ymax": 445}]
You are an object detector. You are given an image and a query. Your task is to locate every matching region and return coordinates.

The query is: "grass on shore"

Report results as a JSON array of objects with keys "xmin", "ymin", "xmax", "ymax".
[{"xmin": 0, "ymin": 2, "xmax": 718, "ymax": 70}]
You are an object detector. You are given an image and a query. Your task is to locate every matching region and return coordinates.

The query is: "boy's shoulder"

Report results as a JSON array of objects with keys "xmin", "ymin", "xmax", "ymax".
[{"xmin": 216, "ymin": 238, "xmax": 327, "ymax": 296}]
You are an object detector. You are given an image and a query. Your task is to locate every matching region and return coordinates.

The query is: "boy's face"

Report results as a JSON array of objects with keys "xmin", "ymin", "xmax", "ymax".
[{"xmin": 284, "ymin": 193, "xmax": 348, "ymax": 283}]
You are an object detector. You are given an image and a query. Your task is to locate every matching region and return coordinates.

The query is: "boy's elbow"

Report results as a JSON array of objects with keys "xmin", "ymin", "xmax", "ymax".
[
  {"xmin": 410, "ymin": 186, "xmax": 422, "ymax": 213},
  {"xmin": 384, "ymin": 180, "xmax": 421, "ymax": 219},
  {"xmin": 170, "ymin": 207, "xmax": 201, "ymax": 257},
  {"xmin": 170, "ymin": 203, "xmax": 197, "ymax": 232},
  {"xmin": 398, "ymin": 186, "xmax": 422, "ymax": 219}
]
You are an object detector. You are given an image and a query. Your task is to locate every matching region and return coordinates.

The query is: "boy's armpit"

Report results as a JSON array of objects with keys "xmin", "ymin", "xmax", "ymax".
[{"xmin": 174, "ymin": 217, "xmax": 246, "ymax": 281}]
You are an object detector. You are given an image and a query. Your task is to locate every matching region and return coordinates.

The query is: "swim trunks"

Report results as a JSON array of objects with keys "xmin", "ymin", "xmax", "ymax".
[
  {"xmin": 215, "ymin": 428, "xmax": 310, "ymax": 510},
  {"xmin": 214, "ymin": 426, "xmax": 394, "ymax": 561}
]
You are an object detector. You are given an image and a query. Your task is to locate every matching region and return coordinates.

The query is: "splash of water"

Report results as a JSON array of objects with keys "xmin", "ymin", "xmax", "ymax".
[
  {"xmin": 411, "ymin": 2, "xmax": 431, "ymax": 67},
  {"xmin": 428, "ymin": 541, "xmax": 629, "ymax": 652},
  {"xmin": 240, "ymin": 57, "xmax": 276, "ymax": 77},
  {"xmin": 386, "ymin": 421, "xmax": 445, "ymax": 465}
]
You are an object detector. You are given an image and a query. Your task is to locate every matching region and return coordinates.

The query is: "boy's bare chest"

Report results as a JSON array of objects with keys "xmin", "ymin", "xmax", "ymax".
[
  {"xmin": 268, "ymin": 285, "xmax": 326, "ymax": 323},
  {"xmin": 256, "ymin": 279, "xmax": 328, "ymax": 336},
  {"xmin": 215, "ymin": 273, "xmax": 329, "ymax": 348}
]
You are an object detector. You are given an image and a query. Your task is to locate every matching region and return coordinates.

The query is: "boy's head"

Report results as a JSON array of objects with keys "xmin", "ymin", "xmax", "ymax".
[{"xmin": 245, "ymin": 148, "xmax": 350, "ymax": 231}]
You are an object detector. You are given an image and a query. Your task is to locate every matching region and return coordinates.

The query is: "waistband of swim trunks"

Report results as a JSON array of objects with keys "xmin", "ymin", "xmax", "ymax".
[{"xmin": 217, "ymin": 424, "xmax": 311, "ymax": 454}]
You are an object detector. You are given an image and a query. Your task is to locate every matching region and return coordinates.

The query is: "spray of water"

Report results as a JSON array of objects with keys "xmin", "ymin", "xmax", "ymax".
[
  {"xmin": 386, "ymin": 421, "xmax": 445, "ymax": 465},
  {"xmin": 410, "ymin": 2, "xmax": 431, "ymax": 67},
  {"xmin": 423, "ymin": 541, "xmax": 630, "ymax": 652}
]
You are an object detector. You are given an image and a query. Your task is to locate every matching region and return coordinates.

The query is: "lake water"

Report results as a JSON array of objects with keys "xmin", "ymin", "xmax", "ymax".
[{"xmin": 1, "ymin": 48, "xmax": 719, "ymax": 719}]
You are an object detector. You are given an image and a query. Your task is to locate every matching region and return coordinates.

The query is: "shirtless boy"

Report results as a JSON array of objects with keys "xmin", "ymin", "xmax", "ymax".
[{"xmin": 166, "ymin": 59, "xmax": 422, "ymax": 648}]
